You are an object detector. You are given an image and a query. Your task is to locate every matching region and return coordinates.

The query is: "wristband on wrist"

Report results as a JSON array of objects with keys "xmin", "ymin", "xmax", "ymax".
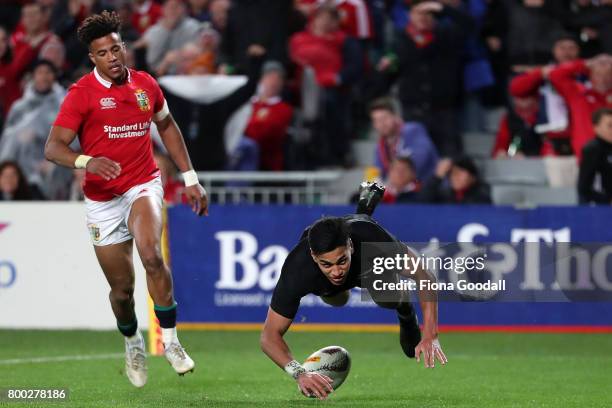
[
  {"xmin": 182, "ymin": 169, "xmax": 199, "ymax": 187},
  {"xmin": 75, "ymin": 155, "xmax": 92, "ymax": 169},
  {"xmin": 284, "ymin": 360, "xmax": 306, "ymax": 380}
]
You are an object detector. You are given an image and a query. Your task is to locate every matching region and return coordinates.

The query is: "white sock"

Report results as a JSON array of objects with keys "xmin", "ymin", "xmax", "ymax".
[
  {"xmin": 162, "ymin": 327, "xmax": 179, "ymax": 346},
  {"xmin": 126, "ymin": 331, "xmax": 143, "ymax": 348}
]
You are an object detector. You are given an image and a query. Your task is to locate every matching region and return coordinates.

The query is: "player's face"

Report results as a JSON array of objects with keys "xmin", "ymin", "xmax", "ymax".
[
  {"xmin": 311, "ymin": 241, "xmax": 353, "ymax": 286},
  {"xmin": 89, "ymin": 33, "xmax": 127, "ymax": 83}
]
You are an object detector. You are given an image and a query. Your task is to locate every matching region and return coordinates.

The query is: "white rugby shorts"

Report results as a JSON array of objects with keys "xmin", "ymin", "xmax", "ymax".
[{"xmin": 85, "ymin": 176, "xmax": 164, "ymax": 246}]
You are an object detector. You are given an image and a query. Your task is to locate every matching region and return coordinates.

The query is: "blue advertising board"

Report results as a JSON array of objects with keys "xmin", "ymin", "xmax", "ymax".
[{"xmin": 168, "ymin": 205, "xmax": 612, "ymax": 328}]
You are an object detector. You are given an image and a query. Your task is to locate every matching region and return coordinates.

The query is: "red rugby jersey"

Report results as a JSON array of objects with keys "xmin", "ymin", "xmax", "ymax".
[{"xmin": 54, "ymin": 68, "xmax": 166, "ymax": 201}]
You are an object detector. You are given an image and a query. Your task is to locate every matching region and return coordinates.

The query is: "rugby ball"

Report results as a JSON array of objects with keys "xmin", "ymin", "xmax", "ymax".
[{"xmin": 302, "ymin": 346, "xmax": 351, "ymax": 390}]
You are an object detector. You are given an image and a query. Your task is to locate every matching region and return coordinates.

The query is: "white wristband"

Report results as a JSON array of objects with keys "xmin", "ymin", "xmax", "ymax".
[
  {"xmin": 284, "ymin": 360, "xmax": 306, "ymax": 380},
  {"xmin": 182, "ymin": 169, "xmax": 199, "ymax": 187},
  {"xmin": 75, "ymin": 155, "xmax": 92, "ymax": 169}
]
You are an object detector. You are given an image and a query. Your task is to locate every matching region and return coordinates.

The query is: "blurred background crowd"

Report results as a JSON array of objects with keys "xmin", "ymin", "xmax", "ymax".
[{"xmin": 0, "ymin": 0, "xmax": 611, "ymax": 206}]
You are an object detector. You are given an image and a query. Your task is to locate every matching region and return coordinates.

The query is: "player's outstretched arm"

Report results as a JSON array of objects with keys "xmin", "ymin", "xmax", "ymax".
[
  {"xmin": 260, "ymin": 307, "xmax": 333, "ymax": 400},
  {"xmin": 45, "ymin": 126, "xmax": 121, "ymax": 180},
  {"xmin": 405, "ymin": 247, "xmax": 448, "ymax": 369},
  {"xmin": 154, "ymin": 113, "xmax": 208, "ymax": 216}
]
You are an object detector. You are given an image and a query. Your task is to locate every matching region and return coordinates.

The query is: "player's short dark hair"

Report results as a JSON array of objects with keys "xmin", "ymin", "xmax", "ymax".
[
  {"xmin": 77, "ymin": 10, "xmax": 121, "ymax": 47},
  {"xmin": 308, "ymin": 217, "xmax": 350, "ymax": 255},
  {"xmin": 593, "ymin": 108, "xmax": 612, "ymax": 125},
  {"xmin": 369, "ymin": 97, "xmax": 398, "ymax": 115}
]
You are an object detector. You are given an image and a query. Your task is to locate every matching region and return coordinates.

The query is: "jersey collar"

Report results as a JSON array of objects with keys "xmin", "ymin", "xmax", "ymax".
[{"xmin": 94, "ymin": 67, "xmax": 131, "ymax": 89}]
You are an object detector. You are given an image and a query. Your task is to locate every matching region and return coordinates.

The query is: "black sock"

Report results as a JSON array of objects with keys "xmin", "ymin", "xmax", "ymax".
[
  {"xmin": 117, "ymin": 319, "xmax": 138, "ymax": 337},
  {"xmin": 154, "ymin": 302, "xmax": 177, "ymax": 328}
]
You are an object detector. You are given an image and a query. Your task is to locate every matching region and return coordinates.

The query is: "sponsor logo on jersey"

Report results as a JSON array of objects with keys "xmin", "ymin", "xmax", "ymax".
[
  {"xmin": 100, "ymin": 97, "xmax": 117, "ymax": 110},
  {"xmin": 88, "ymin": 224, "xmax": 101, "ymax": 242},
  {"xmin": 135, "ymin": 89, "xmax": 151, "ymax": 112}
]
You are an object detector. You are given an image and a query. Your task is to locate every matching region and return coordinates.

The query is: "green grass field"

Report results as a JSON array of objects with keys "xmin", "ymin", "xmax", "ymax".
[{"xmin": 0, "ymin": 329, "xmax": 611, "ymax": 407}]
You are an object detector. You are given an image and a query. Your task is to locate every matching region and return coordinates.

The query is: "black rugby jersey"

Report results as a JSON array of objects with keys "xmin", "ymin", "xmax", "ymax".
[{"xmin": 270, "ymin": 214, "xmax": 405, "ymax": 319}]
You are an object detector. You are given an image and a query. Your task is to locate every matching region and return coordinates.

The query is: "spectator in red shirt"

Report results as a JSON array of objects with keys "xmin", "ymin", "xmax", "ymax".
[
  {"xmin": 244, "ymin": 61, "xmax": 293, "ymax": 171},
  {"xmin": 290, "ymin": 5, "xmax": 361, "ymax": 88},
  {"xmin": 11, "ymin": 2, "xmax": 65, "ymax": 71},
  {"xmin": 0, "ymin": 25, "xmax": 46, "ymax": 119},
  {"xmin": 549, "ymin": 54, "xmax": 612, "ymax": 160},
  {"xmin": 289, "ymin": 5, "xmax": 362, "ymax": 165},
  {"xmin": 492, "ymin": 94, "xmax": 555, "ymax": 158},
  {"xmin": 501, "ymin": 34, "xmax": 581, "ymax": 157},
  {"xmin": 295, "ymin": 0, "xmax": 373, "ymax": 40},
  {"xmin": 131, "ymin": 0, "xmax": 163, "ymax": 35}
]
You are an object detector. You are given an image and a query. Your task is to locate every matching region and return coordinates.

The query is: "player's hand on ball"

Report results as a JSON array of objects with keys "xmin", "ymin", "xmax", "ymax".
[
  {"xmin": 296, "ymin": 372, "xmax": 334, "ymax": 400},
  {"xmin": 85, "ymin": 157, "xmax": 121, "ymax": 181},
  {"xmin": 415, "ymin": 337, "xmax": 447, "ymax": 368},
  {"xmin": 185, "ymin": 184, "xmax": 208, "ymax": 216}
]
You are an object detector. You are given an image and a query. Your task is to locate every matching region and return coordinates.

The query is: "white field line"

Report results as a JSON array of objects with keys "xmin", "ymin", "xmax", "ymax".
[
  {"xmin": 1, "ymin": 353, "xmax": 607, "ymax": 366},
  {"xmin": 0, "ymin": 353, "xmax": 124, "ymax": 365}
]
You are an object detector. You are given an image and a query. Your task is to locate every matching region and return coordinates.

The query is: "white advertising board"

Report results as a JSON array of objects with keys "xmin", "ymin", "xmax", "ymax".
[{"xmin": 0, "ymin": 203, "xmax": 148, "ymax": 329}]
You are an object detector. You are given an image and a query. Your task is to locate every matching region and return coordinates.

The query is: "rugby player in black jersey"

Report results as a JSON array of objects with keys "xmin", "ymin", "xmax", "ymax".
[{"xmin": 260, "ymin": 183, "xmax": 447, "ymax": 399}]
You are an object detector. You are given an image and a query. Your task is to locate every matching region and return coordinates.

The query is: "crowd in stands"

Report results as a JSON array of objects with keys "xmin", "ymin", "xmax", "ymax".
[{"xmin": 0, "ymin": 0, "xmax": 610, "ymax": 205}]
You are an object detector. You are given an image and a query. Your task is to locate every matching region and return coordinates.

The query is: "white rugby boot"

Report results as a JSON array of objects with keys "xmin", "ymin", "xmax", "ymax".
[
  {"xmin": 164, "ymin": 342, "xmax": 195, "ymax": 375},
  {"xmin": 125, "ymin": 332, "xmax": 147, "ymax": 387}
]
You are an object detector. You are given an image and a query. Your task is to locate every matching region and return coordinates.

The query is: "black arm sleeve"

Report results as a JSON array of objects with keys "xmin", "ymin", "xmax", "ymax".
[{"xmin": 269, "ymin": 266, "xmax": 305, "ymax": 320}]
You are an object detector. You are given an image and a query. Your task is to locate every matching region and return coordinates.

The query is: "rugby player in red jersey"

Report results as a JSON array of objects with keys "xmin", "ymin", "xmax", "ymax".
[{"xmin": 44, "ymin": 11, "xmax": 207, "ymax": 387}]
